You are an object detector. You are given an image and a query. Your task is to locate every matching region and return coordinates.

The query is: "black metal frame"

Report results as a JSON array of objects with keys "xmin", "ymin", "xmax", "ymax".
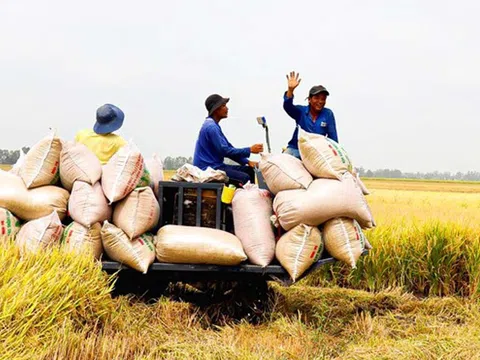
[
  {"xmin": 101, "ymin": 253, "xmax": 356, "ymax": 285},
  {"xmin": 157, "ymin": 181, "xmax": 224, "ymax": 230}
]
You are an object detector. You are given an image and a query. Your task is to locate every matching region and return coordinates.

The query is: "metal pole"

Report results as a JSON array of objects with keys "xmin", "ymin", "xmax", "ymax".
[{"xmin": 265, "ymin": 125, "xmax": 271, "ymax": 153}]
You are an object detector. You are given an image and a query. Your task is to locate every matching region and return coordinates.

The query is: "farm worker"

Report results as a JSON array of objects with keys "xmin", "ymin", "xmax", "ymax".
[
  {"xmin": 193, "ymin": 94, "xmax": 263, "ymax": 186},
  {"xmin": 75, "ymin": 104, "xmax": 127, "ymax": 165},
  {"xmin": 282, "ymin": 71, "xmax": 338, "ymax": 160}
]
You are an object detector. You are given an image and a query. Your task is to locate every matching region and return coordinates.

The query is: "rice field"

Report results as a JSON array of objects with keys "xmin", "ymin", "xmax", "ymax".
[{"xmin": 2, "ymin": 168, "xmax": 480, "ymax": 359}]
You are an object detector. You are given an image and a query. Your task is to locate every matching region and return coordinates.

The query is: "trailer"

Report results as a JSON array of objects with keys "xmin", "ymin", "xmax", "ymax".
[{"xmin": 102, "ymin": 181, "xmax": 368, "ymax": 300}]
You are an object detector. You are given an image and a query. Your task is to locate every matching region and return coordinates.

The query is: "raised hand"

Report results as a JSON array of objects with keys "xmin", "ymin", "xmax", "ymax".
[
  {"xmin": 286, "ymin": 71, "xmax": 302, "ymax": 91},
  {"xmin": 286, "ymin": 71, "xmax": 301, "ymax": 98}
]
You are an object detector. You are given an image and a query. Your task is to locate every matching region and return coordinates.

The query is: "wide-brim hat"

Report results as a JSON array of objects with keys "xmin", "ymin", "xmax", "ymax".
[
  {"xmin": 205, "ymin": 94, "xmax": 230, "ymax": 116},
  {"xmin": 94, "ymin": 104, "xmax": 125, "ymax": 134}
]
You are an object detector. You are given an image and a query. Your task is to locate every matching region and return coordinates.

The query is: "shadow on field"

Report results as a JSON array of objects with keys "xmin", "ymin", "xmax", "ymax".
[
  {"xmin": 108, "ymin": 270, "xmax": 438, "ymax": 330},
  {"xmin": 109, "ymin": 271, "xmax": 278, "ymax": 326}
]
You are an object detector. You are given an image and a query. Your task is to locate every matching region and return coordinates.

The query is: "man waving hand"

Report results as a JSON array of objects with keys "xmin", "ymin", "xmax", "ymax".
[{"xmin": 282, "ymin": 71, "xmax": 338, "ymax": 159}]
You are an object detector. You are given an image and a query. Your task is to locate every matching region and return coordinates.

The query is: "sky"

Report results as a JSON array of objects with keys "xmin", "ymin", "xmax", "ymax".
[{"xmin": 1, "ymin": 0, "xmax": 479, "ymax": 173}]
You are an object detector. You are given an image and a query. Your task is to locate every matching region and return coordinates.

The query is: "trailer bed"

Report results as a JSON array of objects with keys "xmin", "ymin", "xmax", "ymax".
[{"xmin": 101, "ymin": 181, "xmax": 370, "ymax": 297}]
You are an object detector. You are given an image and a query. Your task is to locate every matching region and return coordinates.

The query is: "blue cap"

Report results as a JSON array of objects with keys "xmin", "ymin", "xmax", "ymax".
[{"xmin": 94, "ymin": 104, "xmax": 125, "ymax": 134}]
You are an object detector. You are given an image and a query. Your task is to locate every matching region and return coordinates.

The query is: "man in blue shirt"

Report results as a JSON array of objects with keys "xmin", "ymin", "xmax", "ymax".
[
  {"xmin": 283, "ymin": 71, "xmax": 338, "ymax": 159},
  {"xmin": 193, "ymin": 94, "xmax": 263, "ymax": 186}
]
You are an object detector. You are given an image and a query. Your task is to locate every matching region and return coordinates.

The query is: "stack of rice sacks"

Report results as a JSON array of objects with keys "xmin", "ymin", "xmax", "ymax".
[{"xmin": 259, "ymin": 129, "xmax": 374, "ymax": 282}]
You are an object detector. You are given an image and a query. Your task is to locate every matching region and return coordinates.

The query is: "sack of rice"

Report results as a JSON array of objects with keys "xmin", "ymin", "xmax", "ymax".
[
  {"xmin": 137, "ymin": 232, "xmax": 155, "ymax": 245},
  {"xmin": 15, "ymin": 211, "xmax": 63, "ymax": 254},
  {"xmin": 275, "ymin": 224, "xmax": 323, "ymax": 282},
  {"xmin": 273, "ymin": 173, "xmax": 375, "ymax": 231},
  {"xmin": 69, "ymin": 182, "xmax": 112, "ymax": 228},
  {"xmin": 26, "ymin": 186, "xmax": 70, "ymax": 221},
  {"xmin": 59, "ymin": 141, "xmax": 102, "ymax": 191},
  {"xmin": 145, "ymin": 154, "xmax": 164, "ymax": 198},
  {"xmin": 9, "ymin": 149, "xmax": 26, "ymax": 177},
  {"xmin": 0, "ymin": 170, "xmax": 69, "ymax": 221},
  {"xmin": 137, "ymin": 164, "xmax": 152, "ymax": 188},
  {"xmin": 0, "ymin": 208, "xmax": 21, "ymax": 244},
  {"xmin": 258, "ymin": 153, "xmax": 312, "ymax": 195},
  {"xmin": 232, "ymin": 183, "xmax": 275, "ymax": 267},
  {"xmin": 101, "ymin": 221, "xmax": 155, "ymax": 273},
  {"xmin": 19, "ymin": 131, "xmax": 62, "ymax": 188},
  {"xmin": 298, "ymin": 129, "xmax": 352, "ymax": 180},
  {"xmin": 101, "ymin": 141, "xmax": 145, "ymax": 203},
  {"xmin": 156, "ymin": 225, "xmax": 247, "ymax": 265},
  {"xmin": 62, "ymin": 222, "xmax": 103, "ymax": 259},
  {"xmin": 322, "ymin": 217, "xmax": 368, "ymax": 268},
  {"xmin": 112, "ymin": 186, "xmax": 160, "ymax": 239}
]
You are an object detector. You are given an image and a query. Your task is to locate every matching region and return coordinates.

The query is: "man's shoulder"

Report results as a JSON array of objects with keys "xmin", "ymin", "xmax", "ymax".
[
  {"xmin": 319, "ymin": 107, "xmax": 335, "ymax": 119},
  {"xmin": 75, "ymin": 129, "xmax": 125, "ymax": 144},
  {"xmin": 76, "ymin": 128, "xmax": 93, "ymax": 135},
  {"xmin": 323, "ymin": 107, "xmax": 334, "ymax": 115},
  {"xmin": 75, "ymin": 128, "xmax": 94, "ymax": 141},
  {"xmin": 111, "ymin": 133, "xmax": 127, "ymax": 145},
  {"xmin": 203, "ymin": 118, "xmax": 216, "ymax": 126},
  {"xmin": 200, "ymin": 119, "xmax": 219, "ymax": 132}
]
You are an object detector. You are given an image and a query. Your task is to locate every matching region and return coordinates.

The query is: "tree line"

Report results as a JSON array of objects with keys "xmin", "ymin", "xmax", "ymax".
[
  {"xmin": 161, "ymin": 157, "xmax": 480, "ymax": 181},
  {"xmin": 355, "ymin": 167, "xmax": 480, "ymax": 181},
  {"xmin": 1, "ymin": 150, "xmax": 479, "ymax": 181}
]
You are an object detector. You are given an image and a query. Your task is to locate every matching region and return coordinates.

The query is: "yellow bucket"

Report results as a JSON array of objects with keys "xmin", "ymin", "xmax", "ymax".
[{"xmin": 221, "ymin": 185, "xmax": 236, "ymax": 204}]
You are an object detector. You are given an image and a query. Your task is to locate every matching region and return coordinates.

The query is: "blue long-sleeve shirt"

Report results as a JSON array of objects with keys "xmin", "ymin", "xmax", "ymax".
[
  {"xmin": 283, "ymin": 93, "xmax": 338, "ymax": 149},
  {"xmin": 193, "ymin": 118, "xmax": 251, "ymax": 170}
]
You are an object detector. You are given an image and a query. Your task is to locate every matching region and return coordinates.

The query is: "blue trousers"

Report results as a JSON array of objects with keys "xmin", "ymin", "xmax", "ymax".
[
  {"xmin": 284, "ymin": 146, "xmax": 301, "ymax": 160},
  {"xmin": 217, "ymin": 164, "xmax": 255, "ymax": 186}
]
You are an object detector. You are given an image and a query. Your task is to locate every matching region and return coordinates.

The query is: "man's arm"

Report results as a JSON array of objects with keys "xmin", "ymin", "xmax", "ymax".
[
  {"xmin": 327, "ymin": 110, "xmax": 339, "ymax": 143},
  {"xmin": 114, "ymin": 135, "xmax": 127, "ymax": 148},
  {"xmin": 283, "ymin": 93, "xmax": 303, "ymax": 121},
  {"xmin": 207, "ymin": 126, "xmax": 251, "ymax": 164},
  {"xmin": 227, "ymin": 144, "xmax": 249, "ymax": 165},
  {"xmin": 235, "ymin": 156, "xmax": 250, "ymax": 165},
  {"xmin": 226, "ymin": 138, "xmax": 264, "ymax": 166},
  {"xmin": 229, "ymin": 153, "xmax": 249, "ymax": 165}
]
